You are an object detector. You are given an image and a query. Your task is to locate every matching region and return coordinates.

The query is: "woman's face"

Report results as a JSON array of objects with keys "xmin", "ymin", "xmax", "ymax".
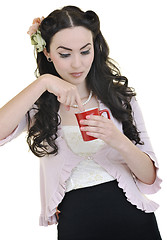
[{"xmin": 48, "ymin": 26, "xmax": 94, "ymax": 87}]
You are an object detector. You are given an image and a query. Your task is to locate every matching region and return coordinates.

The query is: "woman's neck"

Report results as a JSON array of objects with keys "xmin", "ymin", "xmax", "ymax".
[{"xmin": 76, "ymin": 81, "xmax": 90, "ymax": 99}]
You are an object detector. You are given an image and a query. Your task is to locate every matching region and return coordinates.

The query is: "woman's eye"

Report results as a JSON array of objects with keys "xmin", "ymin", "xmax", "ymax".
[
  {"xmin": 59, "ymin": 53, "xmax": 70, "ymax": 58},
  {"xmin": 81, "ymin": 50, "xmax": 90, "ymax": 55}
]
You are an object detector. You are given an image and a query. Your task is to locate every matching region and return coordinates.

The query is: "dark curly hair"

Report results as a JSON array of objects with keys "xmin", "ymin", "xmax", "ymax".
[{"xmin": 27, "ymin": 5, "xmax": 143, "ymax": 157}]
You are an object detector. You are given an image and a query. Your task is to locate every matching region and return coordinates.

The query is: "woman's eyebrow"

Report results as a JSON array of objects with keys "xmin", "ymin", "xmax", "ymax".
[
  {"xmin": 80, "ymin": 43, "xmax": 91, "ymax": 50},
  {"xmin": 57, "ymin": 46, "xmax": 72, "ymax": 51},
  {"xmin": 56, "ymin": 43, "xmax": 91, "ymax": 51}
]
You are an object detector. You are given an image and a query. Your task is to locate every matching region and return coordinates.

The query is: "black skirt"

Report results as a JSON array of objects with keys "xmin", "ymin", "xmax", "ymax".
[{"xmin": 57, "ymin": 180, "xmax": 162, "ymax": 240}]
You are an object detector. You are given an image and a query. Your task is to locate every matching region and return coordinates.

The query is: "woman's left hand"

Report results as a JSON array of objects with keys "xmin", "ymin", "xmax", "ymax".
[
  {"xmin": 80, "ymin": 114, "xmax": 156, "ymax": 184},
  {"xmin": 80, "ymin": 115, "xmax": 127, "ymax": 151}
]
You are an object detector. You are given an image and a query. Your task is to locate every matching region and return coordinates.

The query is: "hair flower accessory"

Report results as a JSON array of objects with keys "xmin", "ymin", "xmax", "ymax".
[{"xmin": 27, "ymin": 17, "xmax": 46, "ymax": 53}]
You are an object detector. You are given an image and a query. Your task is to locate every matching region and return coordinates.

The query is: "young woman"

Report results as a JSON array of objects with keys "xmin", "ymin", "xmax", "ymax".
[{"xmin": 0, "ymin": 5, "xmax": 162, "ymax": 240}]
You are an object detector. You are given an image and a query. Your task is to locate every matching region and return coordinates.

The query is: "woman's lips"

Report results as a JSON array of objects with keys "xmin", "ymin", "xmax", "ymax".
[{"xmin": 70, "ymin": 72, "xmax": 83, "ymax": 78}]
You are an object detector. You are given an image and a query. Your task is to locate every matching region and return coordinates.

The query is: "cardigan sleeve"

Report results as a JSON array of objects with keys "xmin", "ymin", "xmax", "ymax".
[
  {"xmin": 130, "ymin": 97, "xmax": 162, "ymax": 194},
  {"xmin": 0, "ymin": 114, "xmax": 28, "ymax": 146},
  {"xmin": 0, "ymin": 105, "xmax": 38, "ymax": 147}
]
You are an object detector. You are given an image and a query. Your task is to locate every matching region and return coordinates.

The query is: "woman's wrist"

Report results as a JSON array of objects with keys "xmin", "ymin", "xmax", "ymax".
[{"xmin": 38, "ymin": 74, "xmax": 51, "ymax": 93}]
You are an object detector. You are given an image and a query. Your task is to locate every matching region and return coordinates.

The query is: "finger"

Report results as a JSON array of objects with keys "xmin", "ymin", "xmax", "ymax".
[
  {"xmin": 65, "ymin": 94, "xmax": 73, "ymax": 106},
  {"xmin": 70, "ymin": 95, "xmax": 76, "ymax": 107},
  {"xmin": 86, "ymin": 131, "xmax": 106, "ymax": 140},
  {"xmin": 57, "ymin": 95, "xmax": 61, "ymax": 102},
  {"xmin": 64, "ymin": 105, "xmax": 70, "ymax": 111},
  {"xmin": 57, "ymin": 95, "xmax": 66, "ymax": 103},
  {"xmin": 81, "ymin": 126, "xmax": 103, "ymax": 133},
  {"xmin": 80, "ymin": 118, "xmax": 104, "ymax": 127},
  {"xmin": 75, "ymin": 93, "xmax": 85, "ymax": 112},
  {"xmin": 86, "ymin": 115, "xmax": 108, "ymax": 121}
]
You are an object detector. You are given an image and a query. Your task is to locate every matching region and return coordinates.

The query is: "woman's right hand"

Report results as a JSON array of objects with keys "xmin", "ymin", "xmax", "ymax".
[
  {"xmin": 0, "ymin": 73, "xmax": 84, "ymax": 140},
  {"xmin": 43, "ymin": 74, "xmax": 85, "ymax": 112}
]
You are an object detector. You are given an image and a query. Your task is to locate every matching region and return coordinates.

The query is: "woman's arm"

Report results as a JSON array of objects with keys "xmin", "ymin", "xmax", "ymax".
[
  {"xmin": 0, "ymin": 74, "xmax": 84, "ymax": 140},
  {"xmin": 114, "ymin": 133, "xmax": 156, "ymax": 185},
  {"xmin": 80, "ymin": 115, "xmax": 156, "ymax": 185},
  {"xmin": 0, "ymin": 77, "xmax": 45, "ymax": 140}
]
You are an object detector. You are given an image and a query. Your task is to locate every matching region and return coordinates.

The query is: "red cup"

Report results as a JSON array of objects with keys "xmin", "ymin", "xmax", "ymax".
[{"xmin": 75, "ymin": 107, "xmax": 110, "ymax": 141}]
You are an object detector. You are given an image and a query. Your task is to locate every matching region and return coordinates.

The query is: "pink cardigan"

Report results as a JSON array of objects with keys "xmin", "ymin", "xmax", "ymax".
[{"xmin": 0, "ymin": 98, "xmax": 162, "ymax": 227}]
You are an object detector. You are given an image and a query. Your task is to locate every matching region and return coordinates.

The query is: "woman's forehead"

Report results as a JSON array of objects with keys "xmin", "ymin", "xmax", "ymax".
[{"xmin": 50, "ymin": 26, "xmax": 93, "ymax": 50}]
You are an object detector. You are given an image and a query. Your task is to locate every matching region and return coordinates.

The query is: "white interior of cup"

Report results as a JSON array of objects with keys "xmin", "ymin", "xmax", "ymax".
[{"xmin": 75, "ymin": 107, "xmax": 98, "ymax": 114}]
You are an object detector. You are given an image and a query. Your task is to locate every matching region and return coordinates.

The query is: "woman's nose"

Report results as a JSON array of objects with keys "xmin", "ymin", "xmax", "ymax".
[{"xmin": 71, "ymin": 54, "xmax": 82, "ymax": 69}]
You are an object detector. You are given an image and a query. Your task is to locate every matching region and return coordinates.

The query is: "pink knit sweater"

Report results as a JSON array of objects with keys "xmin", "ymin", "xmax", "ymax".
[{"xmin": 0, "ymin": 98, "xmax": 162, "ymax": 227}]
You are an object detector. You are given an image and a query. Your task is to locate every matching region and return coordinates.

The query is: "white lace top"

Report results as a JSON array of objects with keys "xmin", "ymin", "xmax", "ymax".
[{"xmin": 62, "ymin": 126, "xmax": 115, "ymax": 192}]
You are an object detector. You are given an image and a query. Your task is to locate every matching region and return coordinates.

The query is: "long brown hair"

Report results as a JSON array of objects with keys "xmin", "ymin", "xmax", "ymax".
[{"xmin": 27, "ymin": 6, "xmax": 143, "ymax": 157}]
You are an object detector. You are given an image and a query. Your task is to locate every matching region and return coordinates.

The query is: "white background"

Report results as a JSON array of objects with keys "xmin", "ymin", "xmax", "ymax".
[{"xmin": 0, "ymin": 0, "xmax": 166, "ymax": 239}]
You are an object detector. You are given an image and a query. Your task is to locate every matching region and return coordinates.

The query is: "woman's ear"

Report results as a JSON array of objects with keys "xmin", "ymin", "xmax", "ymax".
[
  {"xmin": 43, "ymin": 48, "xmax": 52, "ymax": 62},
  {"xmin": 43, "ymin": 48, "xmax": 49, "ymax": 59}
]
